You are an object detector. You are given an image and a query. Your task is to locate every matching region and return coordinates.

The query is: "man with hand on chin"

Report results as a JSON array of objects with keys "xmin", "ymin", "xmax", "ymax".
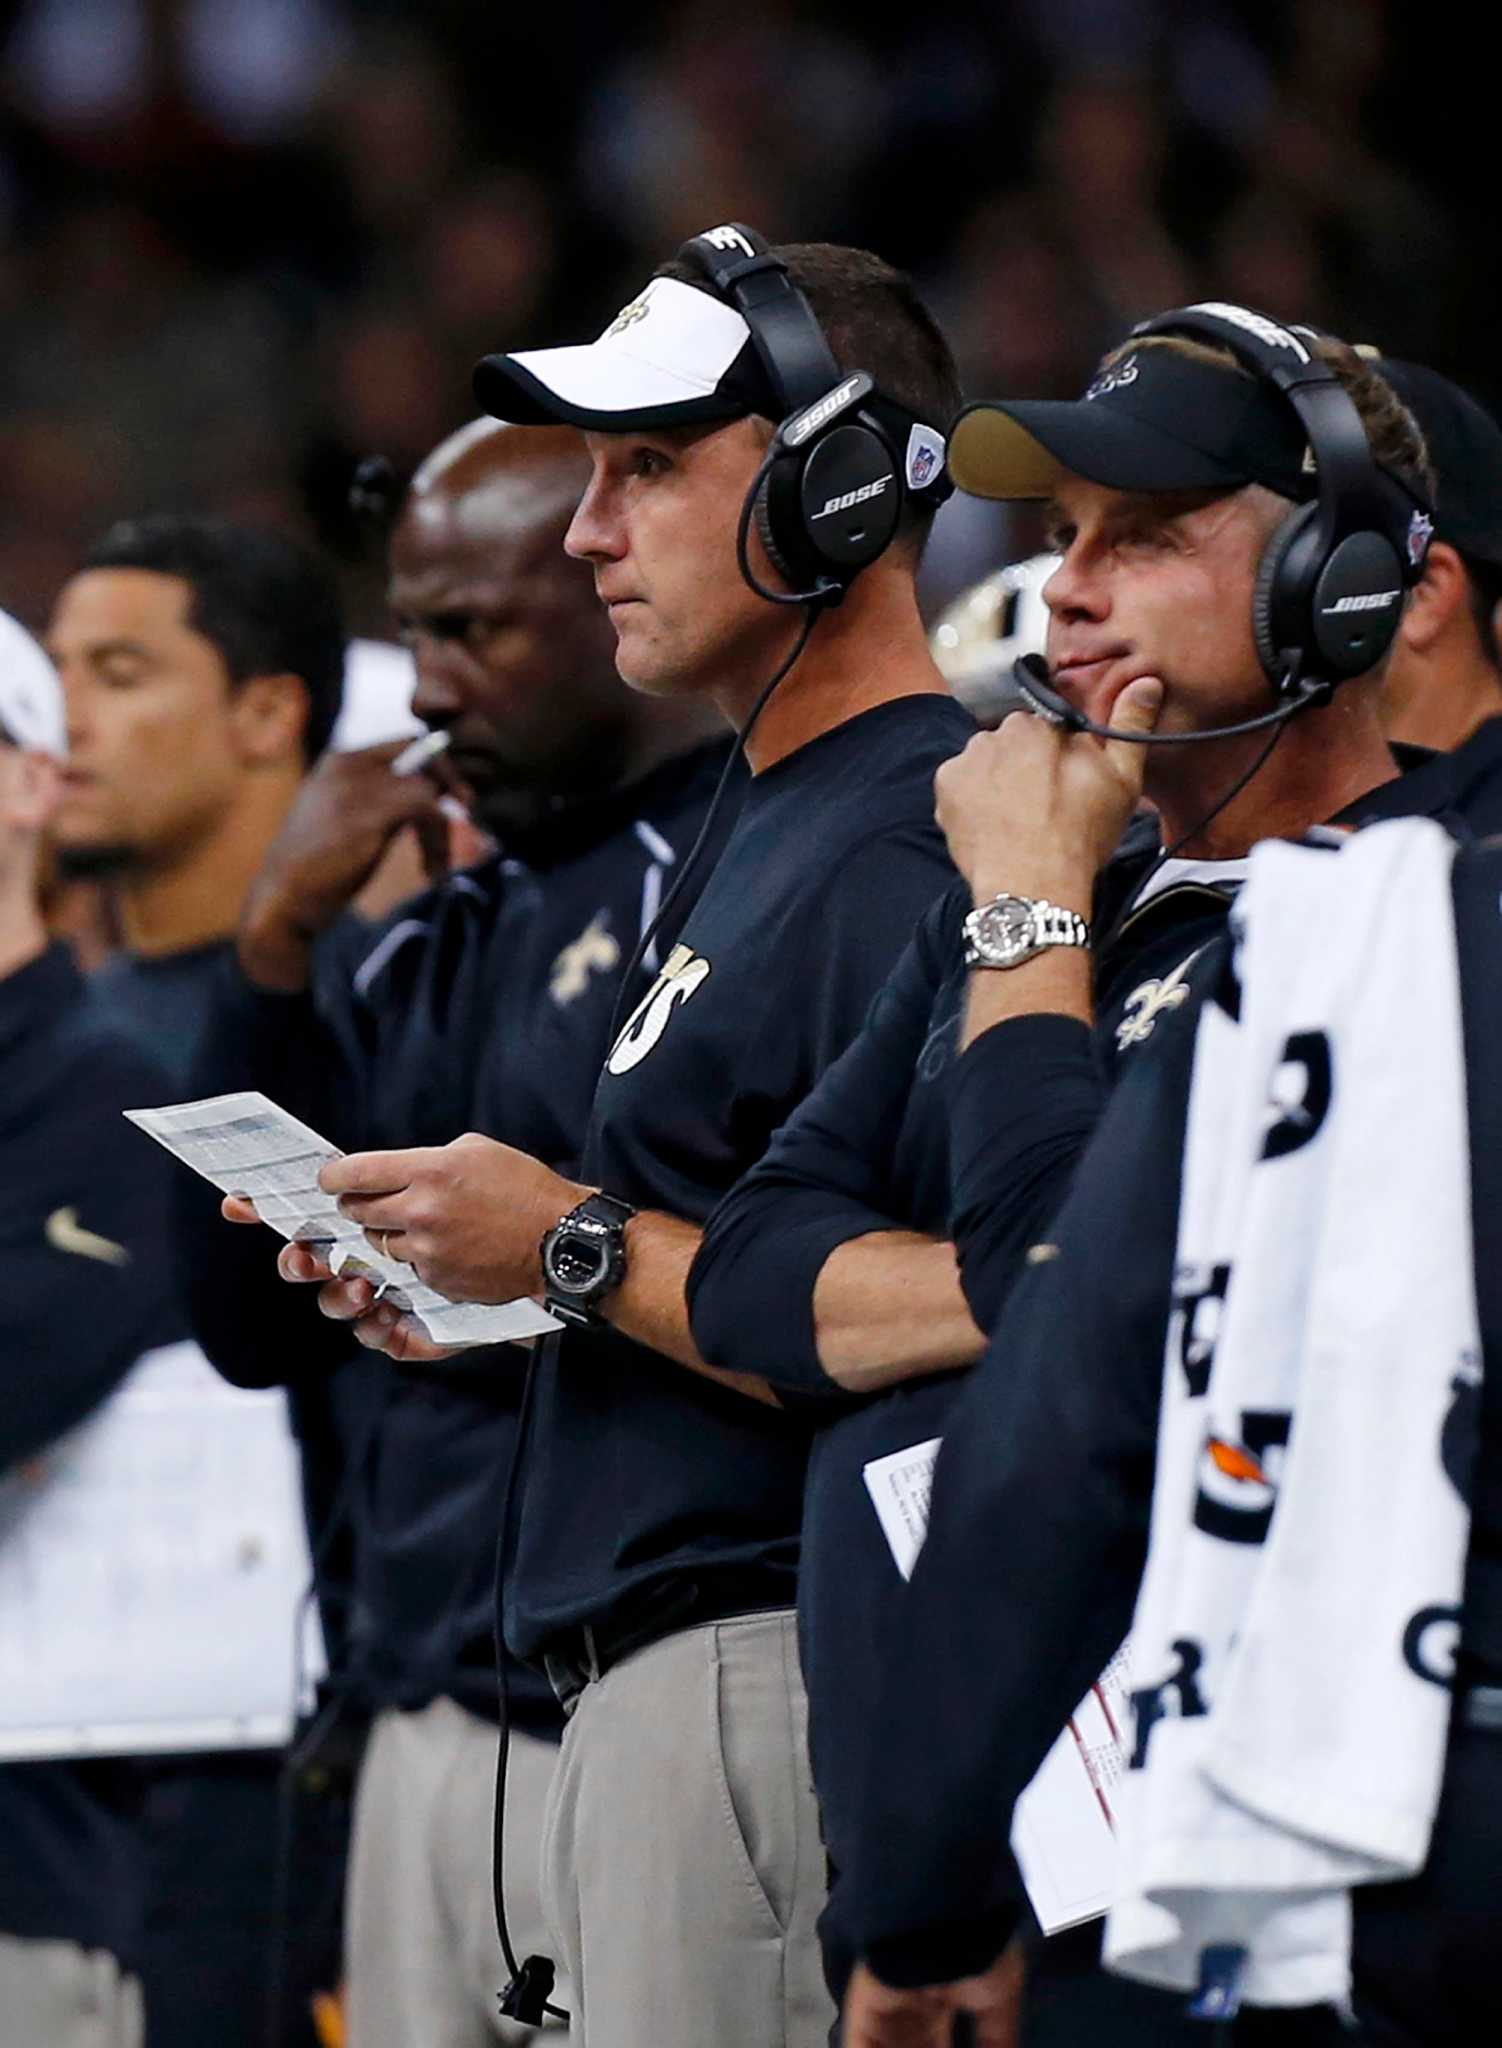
[
  {"xmin": 254, "ymin": 234, "xmax": 971, "ymax": 2048},
  {"xmin": 685, "ymin": 311, "xmax": 1502, "ymax": 2041}
]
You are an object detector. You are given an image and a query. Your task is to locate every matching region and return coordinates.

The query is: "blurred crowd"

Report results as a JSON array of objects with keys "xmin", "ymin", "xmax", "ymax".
[{"xmin": 0, "ymin": 0, "xmax": 1487, "ymax": 638}]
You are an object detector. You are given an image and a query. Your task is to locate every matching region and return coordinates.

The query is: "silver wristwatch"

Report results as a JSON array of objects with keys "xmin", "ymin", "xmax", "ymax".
[{"xmin": 962, "ymin": 894, "xmax": 1091, "ymax": 970}]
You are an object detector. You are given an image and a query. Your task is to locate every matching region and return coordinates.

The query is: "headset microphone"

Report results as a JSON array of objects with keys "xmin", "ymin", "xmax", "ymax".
[{"xmin": 1011, "ymin": 654, "xmax": 1330, "ymax": 745}]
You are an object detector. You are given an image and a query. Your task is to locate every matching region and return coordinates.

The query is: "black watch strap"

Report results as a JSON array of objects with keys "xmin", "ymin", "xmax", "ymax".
[{"xmin": 541, "ymin": 1191, "xmax": 637, "ymax": 1330}]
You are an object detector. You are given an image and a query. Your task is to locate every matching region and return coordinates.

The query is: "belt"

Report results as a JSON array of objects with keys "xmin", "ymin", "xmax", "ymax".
[{"xmin": 542, "ymin": 1571, "xmax": 788, "ymax": 1711}]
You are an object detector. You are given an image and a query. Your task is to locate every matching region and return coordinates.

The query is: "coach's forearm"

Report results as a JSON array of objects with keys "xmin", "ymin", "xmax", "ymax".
[
  {"xmin": 603, "ymin": 1211, "xmax": 781, "ymax": 1408},
  {"xmin": 813, "ymin": 1234, "xmax": 986, "ymax": 1393},
  {"xmin": 960, "ymin": 948, "xmax": 1093, "ymax": 1053}
]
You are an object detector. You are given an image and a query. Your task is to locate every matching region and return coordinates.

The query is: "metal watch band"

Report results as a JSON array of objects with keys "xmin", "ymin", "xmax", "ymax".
[
  {"xmin": 1030, "ymin": 900, "xmax": 1090, "ymax": 946},
  {"xmin": 962, "ymin": 894, "xmax": 1091, "ymax": 970}
]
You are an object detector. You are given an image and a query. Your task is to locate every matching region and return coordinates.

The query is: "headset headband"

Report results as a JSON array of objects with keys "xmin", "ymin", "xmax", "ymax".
[
  {"xmin": 678, "ymin": 224, "xmax": 842, "ymax": 416},
  {"xmin": 1130, "ymin": 303, "xmax": 1427, "ymax": 561}
]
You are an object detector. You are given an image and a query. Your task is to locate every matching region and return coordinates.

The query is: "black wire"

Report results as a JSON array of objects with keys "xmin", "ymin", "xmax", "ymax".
[
  {"xmin": 733, "ymin": 441, "xmax": 843, "ymax": 608},
  {"xmin": 490, "ymin": 1344, "xmax": 569, "ymax": 2024},
  {"xmin": 1156, "ymin": 713, "xmax": 1294, "ymax": 866},
  {"xmin": 1092, "ymin": 715, "xmax": 1294, "ymax": 964},
  {"xmin": 1046, "ymin": 694, "xmax": 1321, "ymax": 746},
  {"xmin": 602, "ymin": 603, "xmax": 821, "ymax": 1057},
  {"xmin": 1013, "ymin": 656, "xmax": 1330, "ymax": 746},
  {"xmin": 262, "ymin": 1380, "xmax": 391, "ymax": 2048},
  {"xmin": 493, "ymin": 601, "xmax": 822, "ymax": 2025}
]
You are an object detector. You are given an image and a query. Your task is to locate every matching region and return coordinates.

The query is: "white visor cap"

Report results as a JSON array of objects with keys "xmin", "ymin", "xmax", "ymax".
[
  {"xmin": 474, "ymin": 278, "xmax": 769, "ymax": 431},
  {"xmin": 0, "ymin": 611, "xmax": 66, "ymax": 757}
]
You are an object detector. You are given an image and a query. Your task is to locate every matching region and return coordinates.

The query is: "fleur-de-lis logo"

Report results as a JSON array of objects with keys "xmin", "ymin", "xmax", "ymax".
[
  {"xmin": 1115, "ymin": 951, "xmax": 1200, "ymax": 1050},
  {"xmin": 1085, "ymin": 356, "xmax": 1139, "ymax": 401},
  {"xmin": 549, "ymin": 911, "xmax": 620, "ymax": 1007},
  {"xmin": 605, "ymin": 298, "xmax": 650, "ymax": 339}
]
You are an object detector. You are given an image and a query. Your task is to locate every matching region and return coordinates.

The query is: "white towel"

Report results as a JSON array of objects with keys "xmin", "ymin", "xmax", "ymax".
[{"xmin": 1104, "ymin": 818, "xmax": 1481, "ymax": 2013}]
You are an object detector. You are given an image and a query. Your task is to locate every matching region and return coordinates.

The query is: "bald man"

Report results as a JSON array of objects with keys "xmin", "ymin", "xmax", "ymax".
[{"xmin": 179, "ymin": 422, "xmax": 728, "ymax": 2047}]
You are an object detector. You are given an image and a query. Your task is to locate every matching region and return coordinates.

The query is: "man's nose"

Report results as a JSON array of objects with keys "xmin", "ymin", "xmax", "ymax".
[
  {"xmin": 410, "ymin": 645, "xmax": 467, "ymax": 729},
  {"xmin": 1043, "ymin": 544, "xmax": 1107, "ymax": 622},
  {"xmin": 565, "ymin": 475, "xmax": 622, "ymax": 564},
  {"xmin": 57, "ymin": 674, "xmax": 91, "ymax": 750}
]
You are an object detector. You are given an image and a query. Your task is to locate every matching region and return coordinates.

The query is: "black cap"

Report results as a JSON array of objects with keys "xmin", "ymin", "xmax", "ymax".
[
  {"xmin": 1372, "ymin": 358, "xmax": 1502, "ymax": 570},
  {"xmin": 950, "ymin": 344, "xmax": 1318, "ymax": 505}
]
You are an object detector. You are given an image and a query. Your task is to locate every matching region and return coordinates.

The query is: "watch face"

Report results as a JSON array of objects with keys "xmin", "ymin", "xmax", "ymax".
[
  {"xmin": 977, "ymin": 896, "xmax": 1033, "ymax": 961},
  {"xmin": 546, "ymin": 1233, "xmax": 610, "ymax": 1295}
]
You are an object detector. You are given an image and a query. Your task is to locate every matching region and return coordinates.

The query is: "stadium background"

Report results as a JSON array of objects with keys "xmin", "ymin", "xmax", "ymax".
[{"xmin": 0, "ymin": 0, "xmax": 1489, "ymax": 635}]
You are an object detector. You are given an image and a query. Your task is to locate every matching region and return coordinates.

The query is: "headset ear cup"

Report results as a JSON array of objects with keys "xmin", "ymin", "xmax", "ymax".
[
  {"xmin": 1251, "ymin": 503, "xmax": 1317, "ymax": 687},
  {"xmin": 753, "ymin": 475, "xmax": 800, "ymax": 590}
]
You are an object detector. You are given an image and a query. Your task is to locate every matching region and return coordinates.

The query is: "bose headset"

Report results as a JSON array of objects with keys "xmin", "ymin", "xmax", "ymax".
[
  {"xmin": 1013, "ymin": 301, "xmax": 1435, "ymax": 747},
  {"xmin": 497, "ymin": 227, "xmax": 954, "ymax": 2029},
  {"xmin": 674, "ymin": 221, "xmax": 953, "ymax": 607}
]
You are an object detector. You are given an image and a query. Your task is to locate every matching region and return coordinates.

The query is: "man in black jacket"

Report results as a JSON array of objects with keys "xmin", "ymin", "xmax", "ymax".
[
  {"xmin": 686, "ymin": 316, "xmax": 1502, "ymax": 2040},
  {"xmin": 191, "ymin": 416, "xmax": 728, "ymax": 2046},
  {"xmin": 831, "ymin": 831, "xmax": 1502, "ymax": 2047},
  {"xmin": 0, "ymin": 610, "xmax": 179, "ymax": 2047}
]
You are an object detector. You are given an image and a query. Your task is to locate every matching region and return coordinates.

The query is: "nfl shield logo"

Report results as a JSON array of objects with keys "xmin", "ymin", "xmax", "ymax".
[
  {"xmin": 905, "ymin": 425, "xmax": 945, "ymax": 491},
  {"xmin": 1407, "ymin": 509, "xmax": 1434, "ymax": 568}
]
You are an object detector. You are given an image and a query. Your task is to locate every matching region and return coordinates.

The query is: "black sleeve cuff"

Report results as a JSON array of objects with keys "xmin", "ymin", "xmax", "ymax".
[{"xmin": 864, "ymin": 1904, "xmax": 1022, "ymax": 1991}]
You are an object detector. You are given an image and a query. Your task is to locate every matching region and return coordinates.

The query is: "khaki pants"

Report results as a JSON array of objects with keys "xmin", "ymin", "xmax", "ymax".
[
  {"xmin": 345, "ymin": 1697, "xmax": 563, "ymax": 2048},
  {"xmin": 0, "ymin": 1935, "xmax": 142, "ymax": 2048},
  {"xmin": 542, "ymin": 1609, "xmax": 833, "ymax": 2048}
]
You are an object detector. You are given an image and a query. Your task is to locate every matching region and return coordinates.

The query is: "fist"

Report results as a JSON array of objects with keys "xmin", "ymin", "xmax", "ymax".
[{"xmin": 934, "ymin": 678, "xmax": 1162, "ymax": 901}]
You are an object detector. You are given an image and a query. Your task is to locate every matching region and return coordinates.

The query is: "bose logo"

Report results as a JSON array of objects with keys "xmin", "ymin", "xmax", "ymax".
[
  {"xmin": 810, "ymin": 475, "xmax": 893, "ymax": 521},
  {"xmin": 1323, "ymin": 590, "xmax": 1399, "ymax": 614},
  {"xmin": 1188, "ymin": 302, "xmax": 1311, "ymax": 363},
  {"xmin": 702, "ymin": 224, "xmax": 757, "ymax": 259},
  {"xmin": 785, "ymin": 376, "xmax": 864, "ymax": 447}
]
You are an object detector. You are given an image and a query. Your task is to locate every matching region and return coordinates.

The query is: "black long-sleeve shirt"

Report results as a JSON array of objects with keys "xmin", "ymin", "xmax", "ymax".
[
  {"xmin": 839, "ymin": 834, "xmax": 1502, "ymax": 1988},
  {"xmin": 503, "ymin": 695, "xmax": 976, "ymax": 1661},
  {"xmin": 688, "ymin": 720, "xmax": 1502, "ymax": 1893}
]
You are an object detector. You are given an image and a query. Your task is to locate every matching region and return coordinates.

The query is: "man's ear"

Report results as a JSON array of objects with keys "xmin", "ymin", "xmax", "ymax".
[
  {"xmin": 227, "ymin": 672, "xmax": 310, "ymax": 767},
  {"xmin": 1397, "ymin": 540, "xmax": 1468, "ymax": 657}
]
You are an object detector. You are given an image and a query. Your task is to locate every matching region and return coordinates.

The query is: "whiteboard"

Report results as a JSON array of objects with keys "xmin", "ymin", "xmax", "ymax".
[{"xmin": 0, "ymin": 1341, "xmax": 324, "ymax": 1759}]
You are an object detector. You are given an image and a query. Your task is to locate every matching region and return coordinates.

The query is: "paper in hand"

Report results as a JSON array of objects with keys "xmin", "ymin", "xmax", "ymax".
[{"xmin": 126, "ymin": 1091, "xmax": 560, "ymax": 1348}]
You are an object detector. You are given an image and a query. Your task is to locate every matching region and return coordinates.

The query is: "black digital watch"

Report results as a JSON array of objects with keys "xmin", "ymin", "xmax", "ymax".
[{"xmin": 540, "ymin": 1192, "xmax": 637, "ymax": 1329}]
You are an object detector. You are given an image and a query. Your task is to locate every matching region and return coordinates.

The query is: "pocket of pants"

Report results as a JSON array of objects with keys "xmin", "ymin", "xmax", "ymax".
[{"xmin": 708, "ymin": 1617, "xmax": 801, "ymax": 1938}]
